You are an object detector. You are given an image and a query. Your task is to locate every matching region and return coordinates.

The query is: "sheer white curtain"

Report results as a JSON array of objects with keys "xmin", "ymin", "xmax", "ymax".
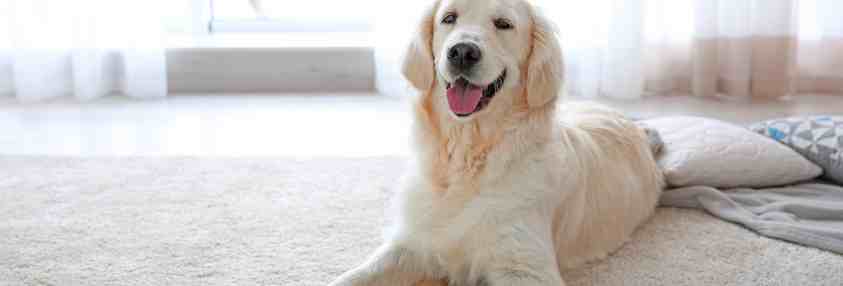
[
  {"xmin": 374, "ymin": 0, "xmax": 429, "ymax": 98},
  {"xmin": 375, "ymin": 0, "xmax": 843, "ymax": 100},
  {"xmin": 0, "ymin": 0, "xmax": 168, "ymax": 102}
]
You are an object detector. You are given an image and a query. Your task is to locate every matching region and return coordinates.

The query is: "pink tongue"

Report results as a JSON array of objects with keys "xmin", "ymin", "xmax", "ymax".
[{"xmin": 446, "ymin": 83, "xmax": 484, "ymax": 115}]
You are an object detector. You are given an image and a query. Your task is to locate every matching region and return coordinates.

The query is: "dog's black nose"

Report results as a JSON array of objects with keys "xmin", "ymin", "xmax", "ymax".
[{"xmin": 447, "ymin": 43, "xmax": 482, "ymax": 71}]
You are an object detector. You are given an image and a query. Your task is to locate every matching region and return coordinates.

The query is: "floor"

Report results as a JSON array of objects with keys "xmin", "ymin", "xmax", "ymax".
[
  {"xmin": 3, "ymin": 156, "xmax": 840, "ymax": 285},
  {"xmin": 1, "ymin": 93, "xmax": 841, "ymax": 156}
]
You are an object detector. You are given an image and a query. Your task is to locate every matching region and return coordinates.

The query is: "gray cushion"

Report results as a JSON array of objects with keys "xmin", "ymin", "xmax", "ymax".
[{"xmin": 750, "ymin": 116, "xmax": 843, "ymax": 184}]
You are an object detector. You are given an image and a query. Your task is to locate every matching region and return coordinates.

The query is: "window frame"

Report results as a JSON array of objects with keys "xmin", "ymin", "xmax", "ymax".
[
  {"xmin": 171, "ymin": 0, "xmax": 375, "ymax": 94},
  {"xmin": 191, "ymin": 0, "xmax": 214, "ymax": 35}
]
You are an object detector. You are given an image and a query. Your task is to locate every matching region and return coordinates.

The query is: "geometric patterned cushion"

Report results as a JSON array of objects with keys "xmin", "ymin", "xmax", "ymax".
[{"xmin": 750, "ymin": 116, "xmax": 843, "ymax": 185}]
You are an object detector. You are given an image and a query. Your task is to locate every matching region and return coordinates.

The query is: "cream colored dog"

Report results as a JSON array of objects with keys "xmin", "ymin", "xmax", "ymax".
[{"xmin": 329, "ymin": 0, "xmax": 664, "ymax": 285}]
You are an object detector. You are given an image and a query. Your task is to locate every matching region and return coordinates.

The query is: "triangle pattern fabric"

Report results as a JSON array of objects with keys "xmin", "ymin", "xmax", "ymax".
[
  {"xmin": 795, "ymin": 129, "xmax": 815, "ymax": 149},
  {"xmin": 817, "ymin": 144, "xmax": 836, "ymax": 159},
  {"xmin": 812, "ymin": 120, "xmax": 833, "ymax": 129},
  {"xmin": 813, "ymin": 128, "xmax": 831, "ymax": 141},
  {"xmin": 818, "ymin": 137, "xmax": 838, "ymax": 149},
  {"xmin": 749, "ymin": 116, "xmax": 843, "ymax": 185}
]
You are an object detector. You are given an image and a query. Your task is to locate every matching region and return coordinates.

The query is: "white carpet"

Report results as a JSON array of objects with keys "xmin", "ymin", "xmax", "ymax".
[{"xmin": 1, "ymin": 157, "xmax": 841, "ymax": 285}]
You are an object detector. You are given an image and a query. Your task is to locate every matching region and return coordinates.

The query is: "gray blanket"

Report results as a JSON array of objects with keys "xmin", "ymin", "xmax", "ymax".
[{"xmin": 660, "ymin": 183, "xmax": 843, "ymax": 255}]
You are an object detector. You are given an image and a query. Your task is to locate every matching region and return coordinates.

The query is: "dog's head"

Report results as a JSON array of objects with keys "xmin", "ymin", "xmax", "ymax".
[{"xmin": 402, "ymin": 0, "xmax": 563, "ymax": 120}]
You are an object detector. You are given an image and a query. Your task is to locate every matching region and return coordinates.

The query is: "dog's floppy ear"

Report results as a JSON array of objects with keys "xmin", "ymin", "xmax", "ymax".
[
  {"xmin": 525, "ymin": 8, "xmax": 564, "ymax": 108},
  {"xmin": 402, "ymin": 0, "xmax": 440, "ymax": 92}
]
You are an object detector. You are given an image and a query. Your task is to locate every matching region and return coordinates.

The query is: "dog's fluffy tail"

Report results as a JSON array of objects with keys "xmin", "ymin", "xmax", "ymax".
[
  {"xmin": 640, "ymin": 124, "xmax": 664, "ymax": 157},
  {"xmin": 629, "ymin": 118, "xmax": 664, "ymax": 157}
]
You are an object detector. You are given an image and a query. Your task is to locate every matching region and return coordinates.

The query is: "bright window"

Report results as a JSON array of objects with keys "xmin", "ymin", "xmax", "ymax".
[{"xmin": 210, "ymin": 0, "xmax": 374, "ymax": 33}]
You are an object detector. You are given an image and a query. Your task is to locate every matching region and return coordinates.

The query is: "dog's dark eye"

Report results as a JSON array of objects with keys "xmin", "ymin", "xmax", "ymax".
[
  {"xmin": 493, "ymin": 18, "xmax": 513, "ymax": 30},
  {"xmin": 442, "ymin": 13, "xmax": 457, "ymax": 24}
]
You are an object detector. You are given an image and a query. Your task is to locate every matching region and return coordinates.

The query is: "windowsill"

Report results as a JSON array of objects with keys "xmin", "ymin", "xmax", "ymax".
[
  {"xmin": 166, "ymin": 32, "xmax": 374, "ymax": 49},
  {"xmin": 164, "ymin": 33, "xmax": 376, "ymax": 93}
]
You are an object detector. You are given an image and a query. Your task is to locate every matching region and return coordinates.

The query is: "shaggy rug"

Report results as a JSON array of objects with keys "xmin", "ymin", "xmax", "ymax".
[{"xmin": 1, "ymin": 156, "xmax": 841, "ymax": 286}]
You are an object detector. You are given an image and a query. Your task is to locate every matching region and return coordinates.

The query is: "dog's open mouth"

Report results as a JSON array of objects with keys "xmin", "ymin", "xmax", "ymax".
[{"xmin": 445, "ymin": 70, "xmax": 506, "ymax": 117}]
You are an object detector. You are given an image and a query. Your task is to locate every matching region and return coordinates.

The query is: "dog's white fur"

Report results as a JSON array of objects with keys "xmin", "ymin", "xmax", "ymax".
[{"xmin": 329, "ymin": 0, "xmax": 664, "ymax": 285}]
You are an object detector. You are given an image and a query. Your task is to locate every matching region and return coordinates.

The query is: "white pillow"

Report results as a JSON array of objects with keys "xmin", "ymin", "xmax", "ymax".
[{"xmin": 642, "ymin": 116, "xmax": 822, "ymax": 188}]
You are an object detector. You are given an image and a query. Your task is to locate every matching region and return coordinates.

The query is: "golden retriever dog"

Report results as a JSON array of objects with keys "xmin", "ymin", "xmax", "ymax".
[{"xmin": 329, "ymin": 0, "xmax": 665, "ymax": 285}]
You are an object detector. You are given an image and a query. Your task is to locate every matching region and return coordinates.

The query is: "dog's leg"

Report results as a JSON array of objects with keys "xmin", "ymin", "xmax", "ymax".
[
  {"xmin": 484, "ymin": 264, "xmax": 566, "ymax": 286},
  {"xmin": 481, "ymin": 222, "xmax": 567, "ymax": 286},
  {"xmin": 328, "ymin": 243, "xmax": 429, "ymax": 286}
]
